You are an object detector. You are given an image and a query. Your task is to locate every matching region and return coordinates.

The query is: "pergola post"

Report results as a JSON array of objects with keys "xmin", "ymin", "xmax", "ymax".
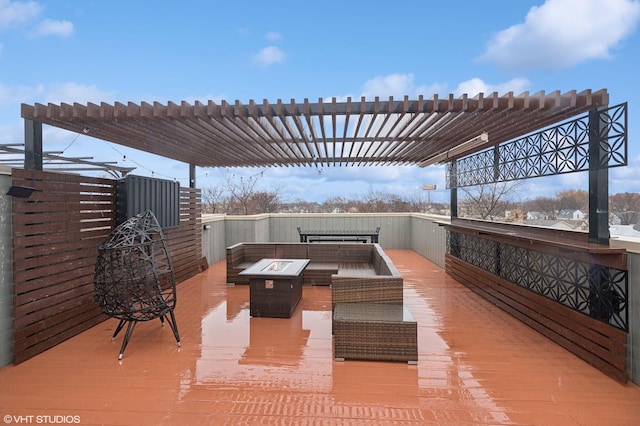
[
  {"xmin": 588, "ymin": 107, "xmax": 610, "ymax": 245},
  {"xmin": 189, "ymin": 164, "xmax": 196, "ymax": 188},
  {"xmin": 449, "ymin": 160, "xmax": 458, "ymax": 218},
  {"xmin": 24, "ymin": 119, "xmax": 43, "ymax": 170}
]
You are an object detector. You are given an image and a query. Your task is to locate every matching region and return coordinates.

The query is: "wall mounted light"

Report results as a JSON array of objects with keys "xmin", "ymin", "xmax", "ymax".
[{"xmin": 6, "ymin": 186, "xmax": 38, "ymax": 198}]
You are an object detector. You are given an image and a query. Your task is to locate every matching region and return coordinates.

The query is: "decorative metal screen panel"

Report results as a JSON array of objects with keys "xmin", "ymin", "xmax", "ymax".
[
  {"xmin": 447, "ymin": 231, "xmax": 628, "ymax": 331},
  {"xmin": 446, "ymin": 103, "xmax": 628, "ymax": 188}
]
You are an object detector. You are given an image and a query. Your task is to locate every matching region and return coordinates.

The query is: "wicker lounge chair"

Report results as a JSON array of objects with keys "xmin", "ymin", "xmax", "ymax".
[{"xmin": 94, "ymin": 210, "xmax": 180, "ymax": 359}]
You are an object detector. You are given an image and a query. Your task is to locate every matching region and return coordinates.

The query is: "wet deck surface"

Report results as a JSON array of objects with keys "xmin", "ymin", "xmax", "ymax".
[{"xmin": 1, "ymin": 250, "xmax": 639, "ymax": 425}]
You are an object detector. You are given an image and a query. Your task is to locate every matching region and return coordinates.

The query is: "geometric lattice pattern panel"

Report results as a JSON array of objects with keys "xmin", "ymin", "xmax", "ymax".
[
  {"xmin": 447, "ymin": 231, "xmax": 628, "ymax": 331},
  {"xmin": 447, "ymin": 103, "xmax": 628, "ymax": 188}
]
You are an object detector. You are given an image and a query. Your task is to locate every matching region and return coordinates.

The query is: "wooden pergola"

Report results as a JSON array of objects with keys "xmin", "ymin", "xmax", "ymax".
[
  {"xmin": 19, "ymin": 89, "xmax": 608, "ymax": 172},
  {"xmin": 13, "ymin": 87, "xmax": 635, "ymax": 383}
]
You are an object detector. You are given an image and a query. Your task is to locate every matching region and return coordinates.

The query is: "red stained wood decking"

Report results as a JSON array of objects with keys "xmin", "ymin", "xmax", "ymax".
[{"xmin": 1, "ymin": 250, "xmax": 639, "ymax": 425}]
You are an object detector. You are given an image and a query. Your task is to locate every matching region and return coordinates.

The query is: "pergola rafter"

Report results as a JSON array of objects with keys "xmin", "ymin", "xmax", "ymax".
[{"xmin": 18, "ymin": 89, "xmax": 609, "ymax": 170}]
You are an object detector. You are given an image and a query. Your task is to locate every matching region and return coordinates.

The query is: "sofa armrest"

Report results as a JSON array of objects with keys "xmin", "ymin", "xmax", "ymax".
[{"xmin": 226, "ymin": 243, "xmax": 245, "ymax": 269}]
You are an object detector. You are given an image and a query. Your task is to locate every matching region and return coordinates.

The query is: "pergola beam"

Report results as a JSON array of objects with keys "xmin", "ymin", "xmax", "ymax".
[{"xmin": 19, "ymin": 89, "xmax": 609, "ymax": 169}]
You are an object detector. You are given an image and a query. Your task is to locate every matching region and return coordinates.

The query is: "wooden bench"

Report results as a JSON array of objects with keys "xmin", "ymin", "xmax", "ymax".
[
  {"xmin": 298, "ymin": 227, "xmax": 381, "ymax": 243},
  {"xmin": 307, "ymin": 237, "xmax": 368, "ymax": 243}
]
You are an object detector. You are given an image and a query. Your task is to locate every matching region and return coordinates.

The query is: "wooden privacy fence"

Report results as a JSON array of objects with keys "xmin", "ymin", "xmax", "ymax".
[{"xmin": 10, "ymin": 169, "xmax": 204, "ymax": 364}]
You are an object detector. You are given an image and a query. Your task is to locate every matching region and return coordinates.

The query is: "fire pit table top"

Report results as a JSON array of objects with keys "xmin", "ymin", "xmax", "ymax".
[{"xmin": 239, "ymin": 258, "xmax": 310, "ymax": 278}]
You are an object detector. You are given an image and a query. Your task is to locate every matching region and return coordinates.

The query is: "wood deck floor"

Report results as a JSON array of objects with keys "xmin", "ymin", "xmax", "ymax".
[{"xmin": 1, "ymin": 250, "xmax": 639, "ymax": 425}]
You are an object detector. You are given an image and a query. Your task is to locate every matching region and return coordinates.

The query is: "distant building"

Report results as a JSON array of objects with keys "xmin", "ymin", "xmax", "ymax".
[
  {"xmin": 525, "ymin": 219, "xmax": 584, "ymax": 231},
  {"xmin": 557, "ymin": 209, "xmax": 585, "ymax": 220},
  {"xmin": 527, "ymin": 210, "xmax": 585, "ymax": 221},
  {"xmin": 526, "ymin": 211, "xmax": 546, "ymax": 220},
  {"xmin": 613, "ymin": 211, "xmax": 639, "ymax": 225},
  {"xmin": 505, "ymin": 209, "xmax": 524, "ymax": 223},
  {"xmin": 610, "ymin": 224, "xmax": 640, "ymax": 241}
]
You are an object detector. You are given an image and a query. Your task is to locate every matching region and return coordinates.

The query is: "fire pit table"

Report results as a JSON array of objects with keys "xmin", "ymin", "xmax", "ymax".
[{"xmin": 240, "ymin": 258, "xmax": 310, "ymax": 318}]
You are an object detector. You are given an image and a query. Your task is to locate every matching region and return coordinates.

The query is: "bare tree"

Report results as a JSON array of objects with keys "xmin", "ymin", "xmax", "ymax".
[
  {"xmin": 610, "ymin": 192, "xmax": 640, "ymax": 213},
  {"xmin": 557, "ymin": 189, "xmax": 588, "ymax": 211},
  {"xmin": 531, "ymin": 196, "xmax": 561, "ymax": 220},
  {"xmin": 361, "ymin": 188, "xmax": 390, "ymax": 212},
  {"xmin": 252, "ymin": 189, "xmax": 282, "ymax": 213},
  {"xmin": 201, "ymin": 186, "xmax": 225, "ymax": 214},
  {"xmin": 226, "ymin": 172, "xmax": 262, "ymax": 215},
  {"xmin": 459, "ymin": 181, "xmax": 523, "ymax": 220},
  {"xmin": 322, "ymin": 196, "xmax": 351, "ymax": 213},
  {"xmin": 407, "ymin": 189, "xmax": 428, "ymax": 213}
]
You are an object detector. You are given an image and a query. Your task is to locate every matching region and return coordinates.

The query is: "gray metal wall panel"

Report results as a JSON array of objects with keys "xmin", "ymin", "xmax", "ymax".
[
  {"xmin": 201, "ymin": 217, "xmax": 227, "ymax": 264},
  {"xmin": 409, "ymin": 215, "xmax": 447, "ymax": 269},
  {"xmin": 204, "ymin": 213, "xmax": 447, "ymax": 263},
  {"xmin": 117, "ymin": 175, "xmax": 180, "ymax": 229},
  {"xmin": 272, "ymin": 214, "xmax": 400, "ymax": 247}
]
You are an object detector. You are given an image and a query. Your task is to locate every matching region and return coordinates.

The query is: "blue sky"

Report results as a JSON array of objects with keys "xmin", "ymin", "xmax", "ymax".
[{"xmin": 1, "ymin": 0, "xmax": 639, "ymax": 204}]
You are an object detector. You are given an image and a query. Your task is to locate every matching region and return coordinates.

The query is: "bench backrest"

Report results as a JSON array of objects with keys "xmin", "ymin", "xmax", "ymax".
[
  {"xmin": 338, "ymin": 243, "xmax": 373, "ymax": 263},
  {"xmin": 227, "ymin": 242, "xmax": 391, "ymax": 270},
  {"xmin": 275, "ymin": 243, "xmax": 308, "ymax": 259},
  {"xmin": 308, "ymin": 243, "xmax": 340, "ymax": 263}
]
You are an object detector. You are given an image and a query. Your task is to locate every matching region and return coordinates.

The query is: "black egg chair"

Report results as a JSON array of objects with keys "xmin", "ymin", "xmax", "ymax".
[{"xmin": 94, "ymin": 210, "xmax": 180, "ymax": 359}]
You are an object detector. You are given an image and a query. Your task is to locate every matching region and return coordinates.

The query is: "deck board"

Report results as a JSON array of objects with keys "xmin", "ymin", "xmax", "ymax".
[{"xmin": 1, "ymin": 250, "xmax": 639, "ymax": 425}]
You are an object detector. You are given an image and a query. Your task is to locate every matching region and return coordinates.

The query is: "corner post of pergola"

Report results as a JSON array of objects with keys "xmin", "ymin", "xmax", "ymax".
[
  {"xmin": 449, "ymin": 160, "xmax": 458, "ymax": 218},
  {"xmin": 189, "ymin": 164, "xmax": 196, "ymax": 188},
  {"xmin": 24, "ymin": 119, "xmax": 43, "ymax": 171},
  {"xmin": 588, "ymin": 106, "xmax": 610, "ymax": 245}
]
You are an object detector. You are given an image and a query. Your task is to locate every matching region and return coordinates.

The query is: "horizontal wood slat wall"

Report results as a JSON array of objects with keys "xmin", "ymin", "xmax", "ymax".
[
  {"xmin": 445, "ymin": 254, "xmax": 628, "ymax": 383},
  {"xmin": 11, "ymin": 169, "xmax": 204, "ymax": 364},
  {"xmin": 11, "ymin": 169, "xmax": 114, "ymax": 364},
  {"xmin": 166, "ymin": 186, "xmax": 206, "ymax": 283}
]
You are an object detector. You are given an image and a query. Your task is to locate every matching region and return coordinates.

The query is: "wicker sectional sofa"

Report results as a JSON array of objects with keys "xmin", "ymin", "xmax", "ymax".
[
  {"xmin": 226, "ymin": 242, "xmax": 402, "ymax": 298},
  {"xmin": 226, "ymin": 241, "xmax": 417, "ymax": 363}
]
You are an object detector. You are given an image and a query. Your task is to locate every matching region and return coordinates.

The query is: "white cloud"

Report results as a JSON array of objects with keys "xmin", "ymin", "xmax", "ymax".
[
  {"xmin": 265, "ymin": 31, "xmax": 282, "ymax": 41},
  {"xmin": 34, "ymin": 18, "xmax": 73, "ymax": 37},
  {"xmin": 478, "ymin": 0, "xmax": 640, "ymax": 71},
  {"xmin": 0, "ymin": 0, "xmax": 42, "ymax": 29},
  {"xmin": 361, "ymin": 73, "xmax": 416, "ymax": 98},
  {"xmin": 44, "ymin": 82, "xmax": 116, "ymax": 104},
  {"xmin": 0, "ymin": 81, "xmax": 43, "ymax": 105},
  {"xmin": 359, "ymin": 73, "xmax": 528, "ymax": 99},
  {"xmin": 252, "ymin": 45, "xmax": 285, "ymax": 67},
  {"xmin": 415, "ymin": 82, "xmax": 448, "ymax": 98},
  {"xmin": 453, "ymin": 77, "xmax": 531, "ymax": 97},
  {"xmin": 0, "ymin": 0, "xmax": 74, "ymax": 38},
  {"xmin": 611, "ymin": 153, "xmax": 640, "ymax": 193}
]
